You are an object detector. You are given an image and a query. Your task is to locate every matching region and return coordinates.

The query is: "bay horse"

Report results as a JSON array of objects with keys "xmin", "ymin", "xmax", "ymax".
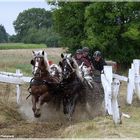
[
  {"xmin": 30, "ymin": 50, "xmax": 61, "ymax": 118},
  {"xmin": 59, "ymin": 54, "xmax": 85, "ymax": 120}
]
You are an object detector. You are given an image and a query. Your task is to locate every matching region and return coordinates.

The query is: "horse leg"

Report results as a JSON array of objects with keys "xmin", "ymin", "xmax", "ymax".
[
  {"xmin": 32, "ymin": 95, "xmax": 37, "ymax": 116},
  {"xmin": 35, "ymin": 93, "xmax": 48, "ymax": 118},
  {"xmin": 63, "ymin": 97, "xmax": 69, "ymax": 114},
  {"xmin": 55, "ymin": 95, "xmax": 61, "ymax": 111},
  {"xmin": 68, "ymin": 94, "xmax": 78, "ymax": 121}
]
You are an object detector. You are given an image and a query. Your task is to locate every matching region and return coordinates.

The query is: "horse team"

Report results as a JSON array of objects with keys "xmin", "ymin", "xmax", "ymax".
[{"xmin": 29, "ymin": 50, "xmax": 104, "ymax": 120}]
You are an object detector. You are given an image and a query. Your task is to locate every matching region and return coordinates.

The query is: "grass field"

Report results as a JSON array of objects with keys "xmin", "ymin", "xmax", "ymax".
[
  {"xmin": 0, "ymin": 43, "xmax": 46, "ymax": 50},
  {"xmin": 0, "ymin": 44, "xmax": 140, "ymax": 138},
  {"xmin": 0, "ymin": 44, "xmax": 65, "ymax": 75}
]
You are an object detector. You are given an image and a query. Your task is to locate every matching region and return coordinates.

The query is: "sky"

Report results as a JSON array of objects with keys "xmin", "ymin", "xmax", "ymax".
[{"xmin": 0, "ymin": 0, "xmax": 55, "ymax": 35}]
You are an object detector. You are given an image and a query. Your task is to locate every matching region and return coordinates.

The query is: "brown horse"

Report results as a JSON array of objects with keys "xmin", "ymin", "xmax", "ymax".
[{"xmin": 30, "ymin": 50, "xmax": 61, "ymax": 118}]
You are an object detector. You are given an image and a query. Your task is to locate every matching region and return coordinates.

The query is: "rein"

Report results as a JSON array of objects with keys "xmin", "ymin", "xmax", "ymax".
[{"xmin": 27, "ymin": 74, "xmax": 62, "ymax": 100}]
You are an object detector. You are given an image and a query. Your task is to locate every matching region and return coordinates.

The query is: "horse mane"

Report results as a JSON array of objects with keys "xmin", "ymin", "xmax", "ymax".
[
  {"xmin": 43, "ymin": 51, "xmax": 50, "ymax": 72},
  {"xmin": 72, "ymin": 57, "xmax": 83, "ymax": 81},
  {"xmin": 63, "ymin": 53, "xmax": 83, "ymax": 81}
]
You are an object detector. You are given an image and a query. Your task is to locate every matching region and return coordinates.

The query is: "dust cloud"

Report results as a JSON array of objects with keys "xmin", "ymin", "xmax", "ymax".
[{"xmin": 18, "ymin": 92, "xmax": 105, "ymax": 123}]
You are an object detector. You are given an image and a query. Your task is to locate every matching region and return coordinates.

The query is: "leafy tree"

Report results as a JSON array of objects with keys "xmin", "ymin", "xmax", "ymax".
[
  {"xmin": 13, "ymin": 8, "xmax": 61, "ymax": 47},
  {"xmin": 45, "ymin": 27, "xmax": 61, "ymax": 47},
  {"xmin": 53, "ymin": 2, "xmax": 90, "ymax": 52},
  {"xmin": 52, "ymin": 2, "xmax": 140, "ymax": 66},
  {"xmin": 9, "ymin": 35, "xmax": 19, "ymax": 42},
  {"xmin": 22, "ymin": 28, "xmax": 46, "ymax": 44},
  {"xmin": 84, "ymin": 2, "xmax": 140, "ymax": 66},
  {"xmin": 13, "ymin": 8, "xmax": 52, "ymax": 42},
  {"xmin": 0, "ymin": 25, "xmax": 8, "ymax": 43}
]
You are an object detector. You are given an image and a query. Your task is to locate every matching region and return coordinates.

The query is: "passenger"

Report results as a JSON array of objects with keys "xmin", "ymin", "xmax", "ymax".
[
  {"xmin": 92, "ymin": 50, "xmax": 107, "ymax": 72},
  {"xmin": 91, "ymin": 50, "xmax": 107, "ymax": 83},
  {"xmin": 74, "ymin": 49, "xmax": 83, "ymax": 66},
  {"xmin": 92, "ymin": 51, "xmax": 106, "ymax": 100},
  {"xmin": 81, "ymin": 47, "xmax": 93, "ymax": 73}
]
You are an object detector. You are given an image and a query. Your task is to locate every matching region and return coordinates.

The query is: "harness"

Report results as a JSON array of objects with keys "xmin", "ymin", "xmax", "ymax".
[
  {"xmin": 27, "ymin": 77, "xmax": 46, "ymax": 100},
  {"xmin": 27, "ymin": 76, "xmax": 62, "ymax": 100}
]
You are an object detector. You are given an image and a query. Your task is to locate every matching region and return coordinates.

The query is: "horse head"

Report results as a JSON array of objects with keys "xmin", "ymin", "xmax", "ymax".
[
  {"xmin": 80, "ymin": 64, "xmax": 94, "ymax": 88},
  {"xmin": 31, "ymin": 50, "xmax": 50, "ymax": 77},
  {"xmin": 59, "ymin": 53, "xmax": 75, "ymax": 80},
  {"xmin": 50, "ymin": 64, "xmax": 62, "ymax": 81},
  {"xmin": 81, "ymin": 65, "xmax": 91, "ymax": 77}
]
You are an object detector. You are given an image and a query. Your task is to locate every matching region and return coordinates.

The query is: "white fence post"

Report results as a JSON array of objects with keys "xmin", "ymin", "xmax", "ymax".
[
  {"xmin": 102, "ymin": 66, "xmax": 123, "ymax": 124},
  {"xmin": 133, "ymin": 59, "xmax": 140, "ymax": 100},
  {"xmin": 127, "ymin": 59, "xmax": 140, "ymax": 104},
  {"xmin": 127, "ymin": 65, "xmax": 135, "ymax": 104},
  {"xmin": 101, "ymin": 66, "xmax": 113, "ymax": 115},
  {"xmin": 112, "ymin": 79, "xmax": 121, "ymax": 124},
  {"xmin": 16, "ymin": 84, "xmax": 21, "ymax": 104},
  {"xmin": 16, "ymin": 69, "xmax": 22, "ymax": 104}
]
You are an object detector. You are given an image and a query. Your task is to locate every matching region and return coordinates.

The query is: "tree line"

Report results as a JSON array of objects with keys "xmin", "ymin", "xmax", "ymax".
[
  {"xmin": 0, "ymin": 2, "xmax": 140, "ymax": 67},
  {"xmin": 52, "ymin": 2, "xmax": 140, "ymax": 67}
]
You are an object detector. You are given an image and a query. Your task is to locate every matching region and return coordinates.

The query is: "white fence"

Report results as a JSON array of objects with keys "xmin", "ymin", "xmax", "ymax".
[
  {"xmin": 0, "ymin": 59, "xmax": 140, "ymax": 124},
  {"xmin": 127, "ymin": 59, "xmax": 140, "ymax": 104},
  {"xmin": 101, "ymin": 59, "xmax": 140, "ymax": 124},
  {"xmin": 1, "ymin": 68, "xmax": 123, "ymax": 124},
  {"xmin": 0, "ymin": 69, "xmax": 32, "ymax": 104},
  {"xmin": 101, "ymin": 66, "xmax": 128, "ymax": 124}
]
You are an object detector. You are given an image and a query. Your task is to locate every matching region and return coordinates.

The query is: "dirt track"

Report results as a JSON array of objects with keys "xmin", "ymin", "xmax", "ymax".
[
  {"xmin": 1, "ymin": 83, "xmax": 140, "ymax": 138},
  {"xmin": 0, "ymin": 48, "xmax": 68, "ymax": 138},
  {"xmin": 0, "ymin": 80, "xmax": 105, "ymax": 138},
  {"xmin": 0, "ymin": 48, "xmax": 140, "ymax": 138}
]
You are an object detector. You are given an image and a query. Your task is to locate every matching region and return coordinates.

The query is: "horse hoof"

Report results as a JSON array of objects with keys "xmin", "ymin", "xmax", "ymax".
[
  {"xmin": 34, "ymin": 113, "xmax": 41, "ymax": 118},
  {"xmin": 63, "ymin": 109, "xmax": 68, "ymax": 114},
  {"xmin": 65, "ymin": 114, "xmax": 72, "ymax": 121},
  {"xmin": 68, "ymin": 116, "xmax": 72, "ymax": 121}
]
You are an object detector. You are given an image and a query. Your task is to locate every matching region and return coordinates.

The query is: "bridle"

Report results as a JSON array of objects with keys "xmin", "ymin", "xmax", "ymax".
[
  {"xmin": 32, "ymin": 56, "xmax": 47, "ymax": 78},
  {"xmin": 62, "ymin": 58, "xmax": 76, "ymax": 79}
]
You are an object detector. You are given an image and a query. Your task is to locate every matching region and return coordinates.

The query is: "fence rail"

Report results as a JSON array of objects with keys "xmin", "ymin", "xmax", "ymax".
[{"xmin": 0, "ymin": 69, "xmax": 32, "ymax": 104}]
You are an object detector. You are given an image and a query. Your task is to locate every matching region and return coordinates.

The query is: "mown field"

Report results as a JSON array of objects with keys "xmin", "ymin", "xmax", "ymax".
[
  {"xmin": 0, "ymin": 43, "xmax": 65, "ymax": 75},
  {"xmin": 0, "ymin": 43, "xmax": 140, "ymax": 138},
  {"xmin": 0, "ymin": 43, "xmax": 46, "ymax": 50}
]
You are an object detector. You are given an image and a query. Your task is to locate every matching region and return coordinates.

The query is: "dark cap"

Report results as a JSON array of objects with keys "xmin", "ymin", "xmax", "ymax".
[
  {"xmin": 76, "ymin": 49, "xmax": 83, "ymax": 54},
  {"xmin": 82, "ymin": 47, "xmax": 89, "ymax": 52},
  {"xmin": 93, "ymin": 51, "xmax": 102, "ymax": 58}
]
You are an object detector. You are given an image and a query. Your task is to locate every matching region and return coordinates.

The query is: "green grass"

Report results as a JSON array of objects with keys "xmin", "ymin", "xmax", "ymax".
[
  {"xmin": 15, "ymin": 64, "xmax": 32, "ymax": 75},
  {"xmin": 0, "ymin": 47, "xmax": 64, "ymax": 76},
  {"xmin": 0, "ymin": 43, "xmax": 46, "ymax": 50}
]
